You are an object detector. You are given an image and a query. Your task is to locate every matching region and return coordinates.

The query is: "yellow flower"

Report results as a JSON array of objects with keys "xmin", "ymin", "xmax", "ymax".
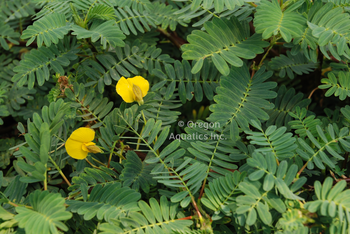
[
  {"xmin": 65, "ymin": 127, "xmax": 101, "ymax": 160},
  {"xmin": 116, "ymin": 76, "xmax": 149, "ymax": 105}
]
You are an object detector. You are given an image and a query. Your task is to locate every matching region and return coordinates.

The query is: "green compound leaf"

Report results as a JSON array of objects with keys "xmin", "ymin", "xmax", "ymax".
[
  {"xmin": 208, "ymin": 64, "xmax": 277, "ymax": 141},
  {"xmin": 72, "ymin": 20, "xmax": 126, "ymax": 49},
  {"xmin": 182, "ymin": 17, "xmax": 268, "ymax": 75},
  {"xmin": 319, "ymin": 71, "xmax": 350, "ymax": 101},
  {"xmin": 12, "ymin": 38, "xmax": 79, "ymax": 89},
  {"xmin": 21, "ymin": 13, "xmax": 71, "ymax": 47},
  {"xmin": 254, "ymin": 0, "xmax": 306, "ymax": 42},
  {"xmin": 269, "ymin": 51, "xmax": 318, "ymax": 79},
  {"xmin": 15, "ymin": 190, "xmax": 72, "ymax": 234},
  {"xmin": 0, "ymin": 24, "xmax": 20, "ymax": 50}
]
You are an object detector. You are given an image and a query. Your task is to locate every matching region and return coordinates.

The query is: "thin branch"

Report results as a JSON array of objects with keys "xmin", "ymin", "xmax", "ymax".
[
  {"xmin": 157, "ymin": 27, "xmax": 187, "ymax": 49},
  {"xmin": 308, "ymin": 87, "xmax": 319, "ymax": 99},
  {"xmin": 248, "ymin": 2, "xmax": 257, "ymax": 7},
  {"xmin": 49, "ymin": 153, "xmax": 72, "ymax": 187},
  {"xmin": 257, "ymin": 36, "xmax": 278, "ymax": 69}
]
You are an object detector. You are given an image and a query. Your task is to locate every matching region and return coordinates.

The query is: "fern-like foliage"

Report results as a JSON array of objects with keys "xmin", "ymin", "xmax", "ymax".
[
  {"xmin": 321, "ymin": 107, "xmax": 343, "ymax": 127},
  {"xmin": 34, "ymin": 0, "xmax": 72, "ymax": 20},
  {"xmin": 125, "ymin": 29, "xmax": 159, "ymax": 46},
  {"xmin": 201, "ymin": 171, "xmax": 246, "ymax": 220},
  {"xmin": 0, "ymin": 0, "xmax": 36, "ymax": 23},
  {"xmin": 0, "ymin": 59, "xmax": 18, "ymax": 83},
  {"xmin": 231, "ymin": 151, "xmax": 307, "ymax": 227},
  {"xmin": 290, "ymin": 2, "xmax": 319, "ymax": 62},
  {"xmin": 143, "ymin": 92, "xmax": 182, "ymax": 126},
  {"xmin": 296, "ymin": 124, "xmax": 350, "ymax": 171},
  {"xmin": 15, "ymin": 190, "xmax": 72, "ymax": 234},
  {"xmin": 180, "ymin": 116, "xmax": 243, "ymax": 169},
  {"xmin": 66, "ymin": 182, "xmax": 141, "ymax": 221},
  {"xmin": 16, "ymin": 94, "xmax": 49, "ymax": 120},
  {"xmin": 0, "ymin": 205, "xmax": 18, "ymax": 233},
  {"xmin": 149, "ymin": 2, "xmax": 189, "ymax": 31},
  {"xmin": 319, "ymin": 71, "xmax": 350, "ymax": 100},
  {"xmin": 324, "ymin": 0, "xmax": 350, "ymax": 7},
  {"xmin": 341, "ymin": 105, "xmax": 350, "ymax": 126},
  {"xmin": 235, "ymin": 182, "xmax": 278, "ymax": 226},
  {"xmin": 98, "ymin": 196, "xmax": 193, "ymax": 234},
  {"xmin": 175, "ymin": 3, "xmax": 254, "ymax": 28},
  {"xmin": 289, "ymin": 106, "xmax": 322, "ymax": 137},
  {"xmin": 68, "ymin": 165, "xmax": 120, "ymax": 199},
  {"xmin": 245, "ymin": 122, "xmax": 297, "ymax": 160},
  {"xmin": 4, "ymin": 0, "xmax": 350, "ymax": 233},
  {"xmin": 275, "ymin": 209, "xmax": 308, "ymax": 233},
  {"xmin": 119, "ymin": 115, "xmax": 204, "ymax": 207},
  {"xmin": 246, "ymin": 152, "xmax": 306, "ymax": 200},
  {"xmin": 119, "ymin": 151, "xmax": 156, "ymax": 193},
  {"xmin": 152, "ymin": 59, "xmax": 220, "ymax": 102},
  {"xmin": 2, "ymin": 176, "xmax": 27, "ymax": 203},
  {"xmin": 304, "ymin": 177, "xmax": 350, "ymax": 233},
  {"xmin": 207, "ymin": 65, "xmax": 276, "ymax": 141},
  {"xmin": 0, "ymin": 59, "xmax": 37, "ymax": 118},
  {"xmin": 182, "ymin": 124, "xmax": 238, "ymax": 180},
  {"xmin": 254, "ymin": 0, "xmax": 306, "ymax": 42},
  {"xmin": 307, "ymin": 2, "xmax": 350, "ymax": 60},
  {"xmin": 65, "ymin": 83, "xmax": 114, "ymax": 128},
  {"xmin": 16, "ymin": 100, "xmax": 69, "ymax": 183},
  {"xmin": 71, "ymin": 20, "xmax": 126, "ymax": 49},
  {"xmin": 12, "ymin": 38, "xmax": 80, "ymax": 88},
  {"xmin": 115, "ymin": 6, "xmax": 156, "ymax": 35},
  {"xmin": 114, "ymin": 0, "xmax": 151, "ymax": 12},
  {"xmin": 182, "ymin": 17, "xmax": 268, "ymax": 75},
  {"xmin": 21, "ymin": 13, "xmax": 71, "ymax": 47},
  {"xmin": 180, "ymin": 0, "xmax": 246, "ymax": 13},
  {"xmin": 269, "ymin": 51, "xmax": 318, "ymax": 79},
  {"xmin": 0, "ymin": 24, "xmax": 20, "ymax": 50},
  {"xmin": 97, "ymin": 107, "xmax": 131, "ymax": 154},
  {"xmin": 266, "ymin": 85, "xmax": 311, "ymax": 128},
  {"xmin": 87, "ymin": 4, "xmax": 116, "ymax": 21}
]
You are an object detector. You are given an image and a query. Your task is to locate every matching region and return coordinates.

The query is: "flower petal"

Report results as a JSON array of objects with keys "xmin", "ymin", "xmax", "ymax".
[
  {"xmin": 65, "ymin": 138, "xmax": 88, "ymax": 159},
  {"xmin": 69, "ymin": 127, "xmax": 95, "ymax": 142},
  {"xmin": 129, "ymin": 76, "xmax": 149, "ymax": 97},
  {"xmin": 116, "ymin": 77, "xmax": 135, "ymax": 103}
]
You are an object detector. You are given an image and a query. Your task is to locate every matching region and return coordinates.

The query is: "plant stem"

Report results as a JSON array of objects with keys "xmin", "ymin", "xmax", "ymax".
[
  {"xmin": 85, "ymin": 158, "xmax": 99, "ymax": 168},
  {"xmin": 248, "ymin": 2, "xmax": 257, "ymax": 7},
  {"xmin": 108, "ymin": 140, "xmax": 119, "ymax": 167},
  {"xmin": 136, "ymin": 125, "xmax": 145, "ymax": 151},
  {"xmin": 49, "ymin": 155, "xmax": 72, "ymax": 186},
  {"xmin": 258, "ymin": 36, "xmax": 278, "ymax": 69},
  {"xmin": 308, "ymin": 87, "xmax": 319, "ymax": 99},
  {"xmin": 44, "ymin": 165, "xmax": 47, "ymax": 190},
  {"xmin": 91, "ymin": 157, "xmax": 107, "ymax": 167},
  {"xmin": 141, "ymin": 110, "xmax": 147, "ymax": 124},
  {"xmin": 177, "ymin": 216, "xmax": 193, "ymax": 220},
  {"xmin": 157, "ymin": 27, "xmax": 186, "ymax": 49},
  {"xmin": 191, "ymin": 196, "xmax": 203, "ymax": 220}
]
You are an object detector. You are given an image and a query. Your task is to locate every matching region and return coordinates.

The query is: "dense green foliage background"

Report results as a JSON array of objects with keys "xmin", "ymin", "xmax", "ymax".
[{"xmin": 2, "ymin": 0, "xmax": 350, "ymax": 233}]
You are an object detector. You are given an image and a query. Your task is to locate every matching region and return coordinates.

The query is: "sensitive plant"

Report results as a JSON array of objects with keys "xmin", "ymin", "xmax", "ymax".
[{"xmin": 2, "ymin": 0, "xmax": 350, "ymax": 233}]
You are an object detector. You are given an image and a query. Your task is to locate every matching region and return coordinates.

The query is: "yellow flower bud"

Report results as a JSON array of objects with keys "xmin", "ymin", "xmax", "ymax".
[
  {"xmin": 132, "ymin": 84, "xmax": 144, "ymax": 105},
  {"xmin": 86, "ymin": 144, "xmax": 103, "ymax": 154}
]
